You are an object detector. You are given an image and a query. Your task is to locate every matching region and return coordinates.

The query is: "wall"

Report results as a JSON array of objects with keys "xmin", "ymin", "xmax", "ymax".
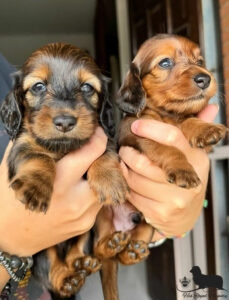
[
  {"xmin": 115, "ymin": 0, "xmax": 131, "ymax": 81},
  {"xmin": 0, "ymin": 33, "xmax": 94, "ymax": 67},
  {"xmin": 219, "ymin": 0, "xmax": 229, "ymax": 126}
]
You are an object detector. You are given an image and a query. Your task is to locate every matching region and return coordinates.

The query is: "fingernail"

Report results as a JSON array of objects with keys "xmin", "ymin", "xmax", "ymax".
[
  {"xmin": 95, "ymin": 127, "xmax": 107, "ymax": 140},
  {"xmin": 120, "ymin": 160, "xmax": 128, "ymax": 176},
  {"xmin": 212, "ymin": 103, "xmax": 219, "ymax": 112},
  {"xmin": 119, "ymin": 147, "xmax": 124, "ymax": 156},
  {"xmin": 95, "ymin": 126, "xmax": 104, "ymax": 136},
  {"xmin": 145, "ymin": 217, "xmax": 152, "ymax": 225},
  {"xmin": 119, "ymin": 147, "xmax": 128, "ymax": 159},
  {"xmin": 131, "ymin": 121, "xmax": 140, "ymax": 133},
  {"xmin": 119, "ymin": 146, "xmax": 134, "ymax": 157}
]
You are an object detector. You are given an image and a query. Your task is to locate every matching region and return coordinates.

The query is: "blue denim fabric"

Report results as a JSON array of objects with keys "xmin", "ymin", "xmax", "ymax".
[{"xmin": 0, "ymin": 53, "xmax": 16, "ymax": 162}]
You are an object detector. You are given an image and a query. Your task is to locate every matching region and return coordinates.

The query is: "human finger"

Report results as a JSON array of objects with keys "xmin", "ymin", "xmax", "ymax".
[
  {"xmin": 131, "ymin": 119, "xmax": 190, "ymax": 152},
  {"xmin": 119, "ymin": 147, "xmax": 167, "ymax": 183},
  {"xmin": 121, "ymin": 163, "xmax": 202, "ymax": 202},
  {"xmin": 197, "ymin": 103, "xmax": 218, "ymax": 122},
  {"xmin": 55, "ymin": 127, "xmax": 107, "ymax": 187},
  {"xmin": 129, "ymin": 191, "xmax": 201, "ymax": 236}
]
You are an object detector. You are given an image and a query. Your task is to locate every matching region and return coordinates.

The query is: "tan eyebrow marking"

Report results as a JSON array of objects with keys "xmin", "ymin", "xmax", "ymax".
[
  {"xmin": 90, "ymin": 94, "xmax": 99, "ymax": 107},
  {"xmin": 149, "ymin": 55, "xmax": 170, "ymax": 69},
  {"xmin": 23, "ymin": 65, "xmax": 50, "ymax": 90},
  {"xmin": 78, "ymin": 68, "xmax": 101, "ymax": 92},
  {"xmin": 192, "ymin": 47, "xmax": 201, "ymax": 58}
]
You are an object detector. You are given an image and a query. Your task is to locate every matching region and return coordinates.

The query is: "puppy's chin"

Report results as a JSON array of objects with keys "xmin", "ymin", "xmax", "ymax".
[
  {"xmin": 182, "ymin": 95, "xmax": 210, "ymax": 114},
  {"xmin": 34, "ymin": 136, "xmax": 90, "ymax": 153},
  {"xmin": 185, "ymin": 94, "xmax": 205, "ymax": 102},
  {"xmin": 162, "ymin": 93, "xmax": 210, "ymax": 115}
]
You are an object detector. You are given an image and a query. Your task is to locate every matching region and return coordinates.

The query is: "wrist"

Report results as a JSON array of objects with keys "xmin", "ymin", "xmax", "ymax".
[
  {"xmin": 0, "ymin": 223, "xmax": 31, "ymax": 257},
  {"xmin": 0, "ymin": 240, "xmax": 27, "ymax": 258},
  {"xmin": 0, "ymin": 265, "xmax": 10, "ymax": 292},
  {"xmin": 156, "ymin": 228, "xmax": 191, "ymax": 239},
  {"xmin": 0, "ymin": 250, "xmax": 33, "ymax": 283}
]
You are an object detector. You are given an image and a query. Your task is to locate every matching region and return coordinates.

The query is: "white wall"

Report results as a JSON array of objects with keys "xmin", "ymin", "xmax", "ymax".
[
  {"xmin": 115, "ymin": 0, "xmax": 131, "ymax": 81},
  {"xmin": 0, "ymin": 33, "xmax": 94, "ymax": 67}
]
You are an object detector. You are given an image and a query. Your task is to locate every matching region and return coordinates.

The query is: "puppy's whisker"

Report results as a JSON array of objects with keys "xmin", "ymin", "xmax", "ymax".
[
  {"xmin": 214, "ymin": 91, "xmax": 226, "ymax": 105},
  {"xmin": 216, "ymin": 83, "xmax": 226, "ymax": 86}
]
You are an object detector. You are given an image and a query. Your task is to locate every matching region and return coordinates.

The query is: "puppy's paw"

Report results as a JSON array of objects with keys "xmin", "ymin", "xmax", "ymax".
[
  {"xmin": 59, "ymin": 271, "xmax": 86, "ymax": 298},
  {"xmin": 88, "ymin": 170, "xmax": 129, "ymax": 205},
  {"xmin": 94, "ymin": 231, "xmax": 130, "ymax": 259},
  {"xmin": 73, "ymin": 256, "xmax": 102, "ymax": 275},
  {"xmin": 191, "ymin": 124, "xmax": 226, "ymax": 149},
  {"xmin": 10, "ymin": 174, "xmax": 52, "ymax": 213},
  {"xmin": 118, "ymin": 240, "xmax": 149, "ymax": 265},
  {"xmin": 167, "ymin": 168, "xmax": 201, "ymax": 189}
]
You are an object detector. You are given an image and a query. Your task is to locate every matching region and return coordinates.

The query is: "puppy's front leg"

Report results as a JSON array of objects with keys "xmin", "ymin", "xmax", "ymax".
[
  {"xmin": 119, "ymin": 120, "xmax": 200, "ymax": 189},
  {"xmin": 8, "ymin": 140, "xmax": 55, "ymax": 212},
  {"xmin": 180, "ymin": 118, "xmax": 226, "ymax": 151},
  {"xmin": 139, "ymin": 138, "xmax": 200, "ymax": 188},
  {"xmin": 87, "ymin": 149, "xmax": 128, "ymax": 205}
]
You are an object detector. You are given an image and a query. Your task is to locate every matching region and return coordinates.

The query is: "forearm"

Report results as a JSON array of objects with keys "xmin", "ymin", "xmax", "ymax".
[{"xmin": 0, "ymin": 265, "xmax": 10, "ymax": 292}]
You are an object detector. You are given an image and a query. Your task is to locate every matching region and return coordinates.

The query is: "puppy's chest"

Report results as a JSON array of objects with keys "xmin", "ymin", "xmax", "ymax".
[
  {"xmin": 142, "ymin": 109, "xmax": 191, "ymax": 129},
  {"xmin": 160, "ymin": 116, "xmax": 186, "ymax": 129},
  {"xmin": 16, "ymin": 131, "xmax": 64, "ymax": 162}
]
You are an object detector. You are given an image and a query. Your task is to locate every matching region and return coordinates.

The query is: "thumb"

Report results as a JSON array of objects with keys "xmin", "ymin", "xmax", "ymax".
[
  {"xmin": 197, "ymin": 104, "xmax": 219, "ymax": 122},
  {"xmin": 55, "ymin": 127, "xmax": 107, "ymax": 187}
]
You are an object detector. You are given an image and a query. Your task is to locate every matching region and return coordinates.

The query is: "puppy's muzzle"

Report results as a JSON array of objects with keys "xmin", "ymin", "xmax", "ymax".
[
  {"xmin": 53, "ymin": 114, "xmax": 77, "ymax": 132},
  {"xmin": 194, "ymin": 73, "xmax": 211, "ymax": 90}
]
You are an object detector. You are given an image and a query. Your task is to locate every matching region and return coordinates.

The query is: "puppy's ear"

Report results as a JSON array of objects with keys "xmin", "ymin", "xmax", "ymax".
[
  {"xmin": 99, "ymin": 76, "xmax": 115, "ymax": 139},
  {"xmin": 116, "ymin": 63, "xmax": 146, "ymax": 115},
  {"xmin": 0, "ymin": 71, "xmax": 24, "ymax": 140}
]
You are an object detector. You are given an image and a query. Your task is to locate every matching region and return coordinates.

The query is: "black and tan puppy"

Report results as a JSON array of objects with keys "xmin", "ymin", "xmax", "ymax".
[
  {"xmin": 0, "ymin": 43, "xmax": 128, "ymax": 212},
  {"xmin": 0, "ymin": 43, "xmax": 129, "ymax": 298}
]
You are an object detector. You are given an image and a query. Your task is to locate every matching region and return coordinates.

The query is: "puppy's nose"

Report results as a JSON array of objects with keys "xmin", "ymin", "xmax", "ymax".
[
  {"xmin": 194, "ymin": 73, "xmax": 211, "ymax": 89},
  {"xmin": 53, "ymin": 115, "xmax": 76, "ymax": 132}
]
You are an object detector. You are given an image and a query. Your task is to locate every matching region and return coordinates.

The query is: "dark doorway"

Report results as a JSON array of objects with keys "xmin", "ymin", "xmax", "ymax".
[{"xmin": 129, "ymin": 0, "xmax": 201, "ymax": 57}]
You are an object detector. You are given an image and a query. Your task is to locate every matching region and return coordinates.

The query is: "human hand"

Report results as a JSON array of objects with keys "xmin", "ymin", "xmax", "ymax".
[
  {"xmin": 119, "ymin": 104, "xmax": 218, "ymax": 241},
  {"xmin": 0, "ymin": 127, "xmax": 107, "ymax": 256}
]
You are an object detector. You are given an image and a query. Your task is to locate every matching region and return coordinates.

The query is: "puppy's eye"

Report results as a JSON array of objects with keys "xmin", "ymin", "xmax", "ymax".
[
  {"xmin": 158, "ymin": 58, "xmax": 174, "ymax": 69},
  {"xmin": 197, "ymin": 59, "xmax": 204, "ymax": 67},
  {"xmin": 80, "ymin": 83, "xmax": 94, "ymax": 93},
  {"xmin": 31, "ymin": 82, "xmax": 46, "ymax": 93}
]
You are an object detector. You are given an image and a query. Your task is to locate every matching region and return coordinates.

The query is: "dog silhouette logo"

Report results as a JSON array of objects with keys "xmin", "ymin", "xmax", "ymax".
[
  {"xmin": 177, "ymin": 266, "xmax": 228, "ymax": 293},
  {"xmin": 190, "ymin": 266, "xmax": 226, "ymax": 290}
]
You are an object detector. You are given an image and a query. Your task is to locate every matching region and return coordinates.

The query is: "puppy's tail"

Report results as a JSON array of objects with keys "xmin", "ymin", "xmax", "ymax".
[{"xmin": 100, "ymin": 259, "xmax": 119, "ymax": 300}]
